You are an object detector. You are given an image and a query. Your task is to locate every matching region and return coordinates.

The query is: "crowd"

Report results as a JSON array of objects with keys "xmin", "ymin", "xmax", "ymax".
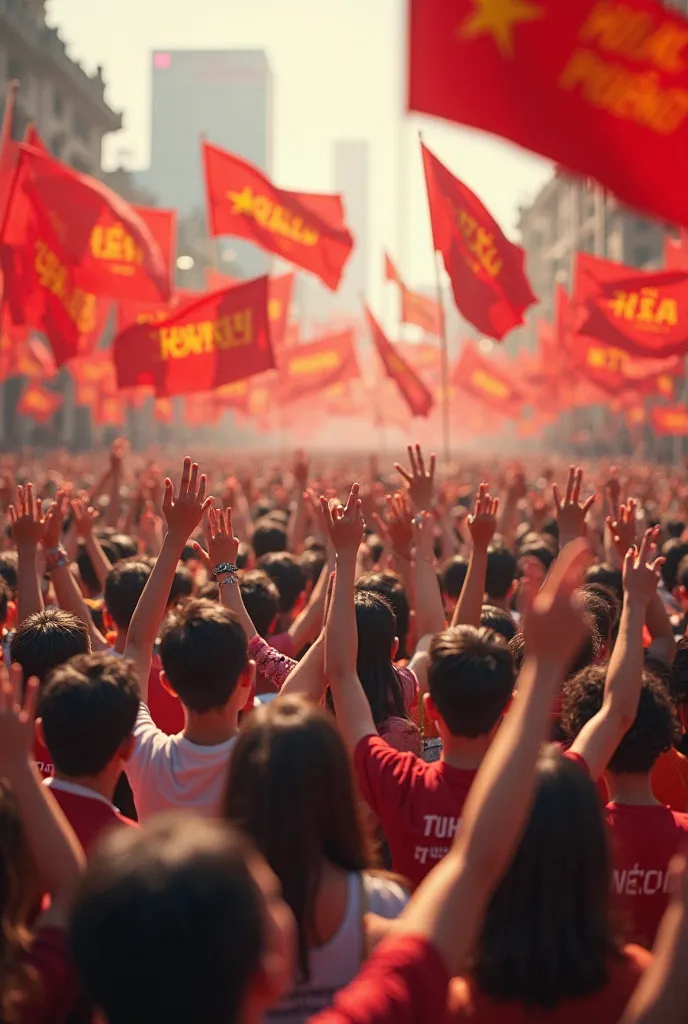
[{"xmin": 0, "ymin": 439, "xmax": 686, "ymax": 1021}]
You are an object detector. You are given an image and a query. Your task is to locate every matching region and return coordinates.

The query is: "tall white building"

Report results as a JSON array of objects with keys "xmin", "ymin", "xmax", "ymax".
[
  {"xmin": 333, "ymin": 140, "xmax": 369, "ymax": 315},
  {"xmin": 139, "ymin": 49, "xmax": 274, "ymax": 279}
]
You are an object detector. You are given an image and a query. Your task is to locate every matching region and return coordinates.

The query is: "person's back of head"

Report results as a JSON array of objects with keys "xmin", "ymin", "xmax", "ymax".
[
  {"xmin": 108, "ymin": 533, "xmax": 138, "ymax": 562},
  {"xmin": 0, "ymin": 576, "xmax": 11, "ymax": 630},
  {"xmin": 485, "ymin": 547, "xmax": 517, "ymax": 602},
  {"xmin": 70, "ymin": 814, "xmax": 293, "ymax": 1024},
  {"xmin": 299, "ymin": 548, "xmax": 326, "ymax": 587},
  {"xmin": 473, "ymin": 745, "xmax": 614, "ymax": 1008},
  {"xmin": 584, "ymin": 563, "xmax": 624, "ymax": 603},
  {"xmin": 39, "ymin": 653, "xmax": 139, "ymax": 779},
  {"xmin": 439, "ymin": 556, "xmax": 468, "ymax": 606},
  {"xmin": 561, "ymin": 666, "xmax": 679, "ymax": 775},
  {"xmin": 0, "ymin": 551, "xmax": 18, "ymax": 599},
  {"xmin": 663, "ymin": 518, "xmax": 686, "ymax": 541},
  {"xmin": 356, "ymin": 570, "xmax": 411, "ymax": 661},
  {"xmin": 579, "ymin": 586, "xmax": 619, "ymax": 656},
  {"xmin": 223, "ymin": 695, "xmax": 368, "ymax": 982},
  {"xmin": 480, "ymin": 604, "xmax": 517, "ymax": 643},
  {"xmin": 509, "ymin": 609, "xmax": 601, "ymax": 678},
  {"xmin": 661, "ymin": 538, "xmax": 688, "ymax": 592},
  {"xmin": 77, "ymin": 539, "xmax": 119, "ymax": 599},
  {"xmin": 252, "ymin": 518, "xmax": 288, "ymax": 559},
  {"xmin": 104, "ymin": 560, "xmax": 153, "ymax": 632},
  {"xmin": 168, "ymin": 563, "xmax": 193, "ymax": 608},
  {"xmin": 428, "ymin": 625, "xmax": 514, "ymax": 738},
  {"xmin": 239, "ymin": 570, "xmax": 280, "ymax": 638},
  {"xmin": 159, "ymin": 598, "xmax": 250, "ymax": 713},
  {"xmin": 256, "ymin": 552, "xmax": 307, "ymax": 617},
  {"xmin": 353, "ymin": 589, "xmax": 406, "ymax": 727},
  {"xmin": 10, "ymin": 608, "xmax": 91, "ymax": 688}
]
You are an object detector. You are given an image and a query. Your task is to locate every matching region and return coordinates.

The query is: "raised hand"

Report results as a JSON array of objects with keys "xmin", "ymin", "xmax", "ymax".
[
  {"xmin": 394, "ymin": 443, "xmax": 436, "ymax": 511},
  {"xmin": 43, "ymin": 490, "xmax": 68, "ymax": 550},
  {"xmin": 606, "ymin": 498, "xmax": 638, "ymax": 562},
  {"xmin": 0, "ymin": 663, "xmax": 39, "ymax": 770},
  {"xmin": 412, "ymin": 510, "xmax": 436, "ymax": 564},
  {"xmin": 70, "ymin": 496, "xmax": 100, "ymax": 539},
  {"xmin": 623, "ymin": 526, "xmax": 664, "ymax": 606},
  {"xmin": 109, "ymin": 437, "xmax": 130, "ymax": 472},
  {"xmin": 192, "ymin": 507, "xmax": 239, "ymax": 573},
  {"xmin": 522, "ymin": 538, "xmax": 591, "ymax": 668},
  {"xmin": 293, "ymin": 450, "xmax": 309, "ymax": 490},
  {"xmin": 552, "ymin": 465, "xmax": 596, "ymax": 543},
  {"xmin": 162, "ymin": 457, "xmax": 213, "ymax": 543},
  {"xmin": 8, "ymin": 484, "xmax": 46, "ymax": 550},
  {"xmin": 320, "ymin": 484, "xmax": 364, "ymax": 554},
  {"xmin": 467, "ymin": 483, "xmax": 499, "ymax": 550},
  {"xmin": 373, "ymin": 491, "xmax": 414, "ymax": 561}
]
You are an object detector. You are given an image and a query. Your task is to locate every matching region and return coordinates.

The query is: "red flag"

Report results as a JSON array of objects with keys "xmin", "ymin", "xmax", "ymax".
[
  {"xmin": 665, "ymin": 235, "xmax": 687, "ymax": 271},
  {"xmin": 652, "ymin": 405, "xmax": 688, "ymax": 436},
  {"xmin": 17, "ymin": 381, "xmax": 62, "ymax": 424},
  {"xmin": 401, "ymin": 286, "xmax": 443, "ymax": 336},
  {"xmin": 204, "ymin": 271, "xmax": 293, "ymax": 348},
  {"xmin": 203, "ymin": 141, "xmax": 354, "ymax": 290},
  {"xmin": 278, "ymin": 330, "xmax": 359, "ymax": 404},
  {"xmin": 113, "ymin": 276, "xmax": 274, "ymax": 397},
  {"xmin": 365, "ymin": 306, "xmax": 434, "ymax": 418},
  {"xmin": 452, "ymin": 341, "xmax": 524, "ymax": 417},
  {"xmin": 573, "ymin": 252, "xmax": 688, "ymax": 359},
  {"xmin": 409, "ymin": 0, "xmax": 688, "ymax": 231},
  {"xmin": 384, "ymin": 252, "xmax": 402, "ymax": 285},
  {"xmin": 421, "ymin": 142, "xmax": 536, "ymax": 340}
]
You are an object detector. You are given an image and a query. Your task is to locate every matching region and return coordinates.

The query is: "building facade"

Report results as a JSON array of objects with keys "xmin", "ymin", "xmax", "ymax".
[
  {"xmin": 332, "ymin": 140, "xmax": 369, "ymax": 315},
  {"xmin": 0, "ymin": 0, "xmax": 121, "ymax": 174},
  {"xmin": 140, "ymin": 49, "xmax": 273, "ymax": 280}
]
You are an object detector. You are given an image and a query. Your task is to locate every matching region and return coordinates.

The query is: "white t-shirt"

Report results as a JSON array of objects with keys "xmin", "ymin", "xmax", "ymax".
[{"xmin": 126, "ymin": 704, "xmax": 236, "ymax": 821}]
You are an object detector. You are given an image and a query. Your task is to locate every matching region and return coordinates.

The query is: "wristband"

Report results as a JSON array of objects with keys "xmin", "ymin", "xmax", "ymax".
[
  {"xmin": 213, "ymin": 562, "xmax": 238, "ymax": 579},
  {"xmin": 44, "ymin": 547, "xmax": 68, "ymax": 572},
  {"xmin": 218, "ymin": 574, "xmax": 239, "ymax": 587}
]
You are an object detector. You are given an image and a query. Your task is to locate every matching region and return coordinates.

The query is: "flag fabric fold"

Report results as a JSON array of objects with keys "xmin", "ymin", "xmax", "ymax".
[
  {"xmin": 277, "ymin": 330, "xmax": 359, "ymax": 404},
  {"xmin": 452, "ymin": 341, "xmax": 524, "ymax": 417},
  {"xmin": 365, "ymin": 306, "xmax": 434, "ymax": 418}
]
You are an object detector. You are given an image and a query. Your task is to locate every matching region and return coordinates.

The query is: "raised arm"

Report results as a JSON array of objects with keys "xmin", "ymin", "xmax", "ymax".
[
  {"xmin": 450, "ymin": 484, "xmax": 498, "ymax": 629},
  {"xmin": 124, "ymin": 457, "xmax": 213, "ymax": 701},
  {"xmin": 0, "ymin": 664, "xmax": 85, "ymax": 924},
  {"xmin": 386, "ymin": 540, "xmax": 591, "ymax": 977},
  {"xmin": 71, "ymin": 498, "xmax": 114, "ymax": 593},
  {"xmin": 42, "ymin": 493, "xmax": 109, "ymax": 652},
  {"xmin": 193, "ymin": 507, "xmax": 257, "ymax": 643},
  {"xmin": 105, "ymin": 437, "xmax": 128, "ymax": 529},
  {"xmin": 412, "ymin": 511, "xmax": 445, "ymax": 639},
  {"xmin": 285, "ymin": 542, "xmax": 336, "ymax": 651},
  {"xmin": 9, "ymin": 483, "xmax": 46, "ymax": 623},
  {"xmin": 286, "ymin": 452, "xmax": 310, "ymax": 555},
  {"xmin": 552, "ymin": 464, "xmax": 596, "ymax": 550},
  {"xmin": 323, "ymin": 484, "xmax": 377, "ymax": 750},
  {"xmin": 569, "ymin": 526, "xmax": 663, "ymax": 781}
]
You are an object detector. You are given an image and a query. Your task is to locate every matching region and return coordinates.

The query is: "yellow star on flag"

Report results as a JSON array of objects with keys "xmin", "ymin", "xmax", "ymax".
[
  {"xmin": 459, "ymin": 0, "xmax": 545, "ymax": 58},
  {"xmin": 227, "ymin": 186, "xmax": 255, "ymax": 215}
]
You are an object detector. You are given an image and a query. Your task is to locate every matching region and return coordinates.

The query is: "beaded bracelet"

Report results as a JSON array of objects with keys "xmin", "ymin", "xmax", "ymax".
[
  {"xmin": 218, "ymin": 574, "xmax": 239, "ymax": 587},
  {"xmin": 44, "ymin": 547, "xmax": 68, "ymax": 572},
  {"xmin": 213, "ymin": 562, "xmax": 238, "ymax": 579}
]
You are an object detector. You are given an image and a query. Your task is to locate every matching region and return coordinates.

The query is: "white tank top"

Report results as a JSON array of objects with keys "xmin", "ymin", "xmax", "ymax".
[{"xmin": 267, "ymin": 872, "xmax": 409, "ymax": 1024}]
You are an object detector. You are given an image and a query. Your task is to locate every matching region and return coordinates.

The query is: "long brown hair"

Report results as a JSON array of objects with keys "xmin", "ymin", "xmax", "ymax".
[
  {"xmin": 222, "ymin": 696, "xmax": 372, "ymax": 981},
  {"xmin": 0, "ymin": 779, "xmax": 38, "ymax": 1022}
]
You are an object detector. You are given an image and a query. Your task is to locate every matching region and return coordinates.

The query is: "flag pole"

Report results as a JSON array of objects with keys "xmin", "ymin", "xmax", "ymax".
[{"xmin": 433, "ymin": 252, "xmax": 451, "ymax": 466}]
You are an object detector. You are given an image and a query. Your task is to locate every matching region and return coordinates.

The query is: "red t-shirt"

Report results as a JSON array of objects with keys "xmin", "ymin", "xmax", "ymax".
[
  {"xmin": 447, "ymin": 944, "xmax": 650, "ymax": 1022},
  {"xmin": 605, "ymin": 801, "xmax": 688, "ymax": 948},
  {"xmin": 21, "ymin": 926, "xmax": 81, "ymax": 1024},
  {"xmin": 145, "ymin": 655, "xmax": 185, "ymax": 735},
  {"xmin": 311, "ymin": 935, "xmax": 448, "ymax": 1024},
  {"xmin": 33, "ymin": 735, "xmax": 54, "ymax": 779},
  {"xmin": 354, "ymin": 734, "xmax": 477, "ymax": 887},
  {"xmin": 45, "ymin": 781, "xmax": 138, "ymax": 854}
]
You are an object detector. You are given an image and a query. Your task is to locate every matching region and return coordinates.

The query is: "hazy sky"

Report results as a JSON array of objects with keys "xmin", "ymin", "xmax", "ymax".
[{"xmin": 48, "ymin": 0, "xmax": 553, "ymax": 289}]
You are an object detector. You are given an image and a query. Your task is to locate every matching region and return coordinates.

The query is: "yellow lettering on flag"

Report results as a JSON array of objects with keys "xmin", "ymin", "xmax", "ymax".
[
  {"xmin": 34, "ymin": 240, "xmax": 97, "ymax": 334},
  {"xmin": 227, "ymin": 187, "xmax": 320, "ymax": 247},
  {"xmin": 471, "ymin": 368, "xmax": 510, "ymax": 399},
  {"xmin": 90, "ymin": 222, "xmax": 142, "ymax": 275},
  {"xmin": 159, "ymin": 310, "xmax": 254, "ymax": 361},
  {"xmin": 288, "ymin": 350, "xmax": 341, "ymax": 375},
  {"xmin": 608, "ymin": 288, "xmax": 678, "ymax": 329}
]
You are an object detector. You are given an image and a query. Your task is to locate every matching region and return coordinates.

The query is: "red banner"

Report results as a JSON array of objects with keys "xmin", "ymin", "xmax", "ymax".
[
  {"xmin": 203, "ymin": 142, "xmax": 354, "ymax": 291},
  {"xmin": 366, "ymin": 306, "xmax": 434, "ymax": 418},
  {"xmin": 574, "ymin": 252, "xmax": 688, "ymax": 359},
  {"xmin": 421, "ymin": 142, "xmax": 536, "ymax": 340},
  {"xmin": 652, "ymin": 405, "xmax": 688, "ymax": 436},
  {"xmin": 278, "ymin": 330, "xmax": 359, "ymax": 404},
  {"xmin": 452, "ymin": 341, "xmax": 524, "ymax": 417},
  {"xmin": 409, "ymin": 0, "xmax": 688, "ymax": 231},
  {"xmin": 113, "ymin": 276, "xmax": 274, "ymax": 397},
  {"xmin": 384, "ymin": 252, "xmax": 402, "ymax": 285},
  {"xmin": 401, "ymin": 286, "xmax": 443, "ymax": 336},
  {"xmin": 17, "ymin": 381, "xmax": 62, "ymax": 423}
]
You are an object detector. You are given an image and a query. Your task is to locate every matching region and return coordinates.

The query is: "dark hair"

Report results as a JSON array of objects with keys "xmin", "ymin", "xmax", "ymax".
[
  {"xmin": 159, "ymin": 599, "xmax": 248, "ymax": 713},
  {"xmin": 561, "ymin": 667, "xmax": 679, "ymax": 774},
  {"xmin": 584, "ymin": 564, "xmax": 624, "ymax": 603},
  {"xmin": 299, "ymin": 548, "xmax": 326, "ymax": 587},
  {"xmin": 256, "ymin": 553, "xmax": 307, "ymax": 615},
  {"xmin": 198, "ymin": 581, "xmax": 220, "ymax": 601},
  {"xmin": 485, "ymin": 548, "xmax": 517, "ymax": 600},
  {"xmin": 40, "ymin": 654, "xmax": 139, "ymax": 777},
  {"xmin": 69, "ymin": 815, "xmax": 265, "ymax": 1024},
  {"xmin": 0, "ymin": 778, "xmax": 36, "ymax": 1022},
  {"xmin": 365, "ymin": 533, "xmax": 385, "ymax": 565},
  {"xmin": 223, "ymin": 697, "xmax": 370, "ymax": 982},
  {"xmin": 169, "ymin": 564, "xmax": 194, "ymax": 607},
  {"xmin": 480, "ymin": 604, "xmax": 517, "ymax": 643},
  {"xmin": 252, "ymin": 518, "xmax": 288, "ymax": 559},
  {"xmin": 356, "ymin": 571, "xmax": 411, "ymax": 660},
  {"xmin": 353, "ymin": 590, "xmax": 407, "ymax": 728},
  {"xmin": 664, "ymin": 518, "xmax": 686, "ymax": 541},
  {"xmin": 428, "ymin": 626, "xmax": 514, "ymax": 737},
  {"xmin": 439, "ymin": 555, "xmax": 468, "ymax": 601},
  {"xmin": 670, "ymin": 637, "xmax": 688, "ymax": 708},
  {"xmin": 77, "ymin": 538, "xmax": 119, "ymax": 597},
  {"xmin": 509, "ymin": 613, "xmax": 600, "ymax": 678},
  {"xmin": 0, "ymin": 552, "xmax": 18, "ymax": 596},
  {"xmin": 239, "ymin": 570, "xmax": 280, "ymax": 638},
  {"xmin": 519, "ymin": 543, "xmax": 555, "ymax": 573},
  {"xmin": 473, "ymin": 746, "xmax": 617, "ymax": 1007},
  {"xmin": 104, "ymin": 561, "xmax": 153, "ymax": 631},
  {"xmin": 108, "ymin": 534, "xmax": 138, "ymax": 562},
  {"xmin": 0, "ymin": 576, "xmax": 10, "ymax": 628},
  {"xmin": 676, "ymin": 554, "xmax": 688, "ymax": 594},
  {"xmin": 661, "ymin": 539, "xmax": 688, "ymax": 592},
  {"xmin": 579, "ymin": 587, "xmax": 618, "ymax": 651},
  {"xmin": 10, "ymin": 609, "xmax": 91, "ymax": 687}
]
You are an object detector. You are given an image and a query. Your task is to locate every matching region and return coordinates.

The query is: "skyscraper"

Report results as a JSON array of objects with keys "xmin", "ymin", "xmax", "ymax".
[
  {"xmin": 332, "ymin": 140, "xmax": 370, "ymax": 315},
  {"xmin": 142, "ymin": 49, "xmax": 273, "ymax": 278}
]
